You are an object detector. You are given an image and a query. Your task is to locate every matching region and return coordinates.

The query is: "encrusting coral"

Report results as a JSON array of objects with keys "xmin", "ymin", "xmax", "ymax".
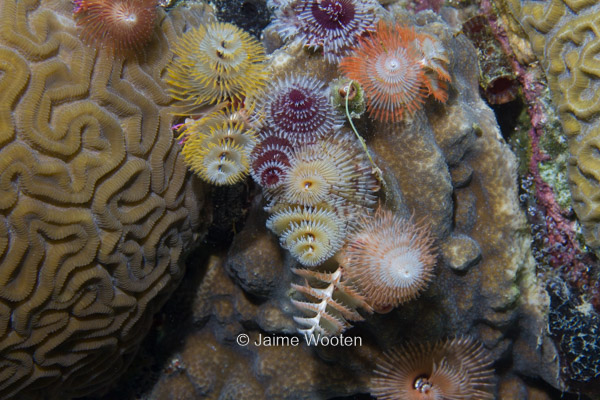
[
  {"xmin": 339, "ymin": 20, "xmax": 450, "ymax": 122},
  {"xmin": 117, "ymin": 3, "xmax": 558, "ymax": 398},
  {"xmin": 371, "ymin": 337, "xmax": 494, "ymax": 400},
  {"xmin": 0, "ymin": 1, "xmax": 207, "ymax": 399}
]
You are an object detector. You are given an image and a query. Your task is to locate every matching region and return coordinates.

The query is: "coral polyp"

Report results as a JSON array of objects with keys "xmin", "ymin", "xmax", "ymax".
[
  {"xmin": 166, "ymin": 22, "xmax": 267, "ymax": 108},
  {"xmin": 341, "ymin": 208, "xmax": 436, "ymax": 310},
  {"xmin": 339, "ymin": 21, "xmax": 450, "ymax": 122},
  {"xmin": 371, "ymin": 337, "xmax": 494, "ymax": 400},
  {"xmin": 266, "ymin": 205, "xmax": 346, "ymax": 266},
  {"xmin": 73, "ymin": 0, "xmax": 159, "ymax": 54},
  {"xmin": 272, "ymin": 0, "xmax": 379, "ymax": 63},
  {"xmin": 256, "ymin": 74, "xmax": 343, "ymax": 145}
]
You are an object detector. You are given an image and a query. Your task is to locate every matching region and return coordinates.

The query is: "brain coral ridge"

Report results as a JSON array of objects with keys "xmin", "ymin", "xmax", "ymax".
[
  {"xmin": 507, "ymin": 0, "xmax": 600, "ymax": 251},
  {"xmin": 0, "ymin": 1, "xmax": 205, "ymax": 399}
]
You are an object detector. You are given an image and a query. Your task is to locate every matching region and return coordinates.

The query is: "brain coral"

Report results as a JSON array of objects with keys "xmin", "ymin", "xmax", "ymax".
[
  {"xmin": 0, "ymin": 1, "xmax": 205, "ymax": 399},
  {"xmin": 503, "ymin": 0, "xmax": 600, "ymax": 251}
]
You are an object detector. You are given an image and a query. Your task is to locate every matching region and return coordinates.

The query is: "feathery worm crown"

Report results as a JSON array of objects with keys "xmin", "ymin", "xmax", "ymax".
[
  {"xmin": 267, "ymin": 205, "xmax": 347, "ymax": 267},
  {"xmin": 166, "ymin": 22, "xmax": 267, "ymax": 107},
  {"xmin": 342, "ymin": 208, "xmax": 436, "ymax": 310},
  {"xmin": 371, "ymin": 337, "xmax": 494, "ymax": 399},
  {"xmin": 179, "ymin": 106, "xmax": 257, "ymax": 185},
  {"xmin": 339, "ymin": 21, "xmax": 450, "ymax": 122},
  {"xmin": 272, "ymin": 0, "xmax": 379, "ymax": 63},
  {"xmin": 74, "ymin": 0, "xmax": 159, "ymax": 55},
  {"xmin": 255, "ymin": 74, "xmax": 344, "ymax": 146}
]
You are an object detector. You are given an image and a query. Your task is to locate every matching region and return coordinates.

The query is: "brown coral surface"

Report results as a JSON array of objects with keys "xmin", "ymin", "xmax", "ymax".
[
  {"xmin": 0, "ymin": 1, "xmax": 207, "ymax": 399},
  {"xmin": 126, "ymin": 10, "xmax": 560, "ymax": 400}
]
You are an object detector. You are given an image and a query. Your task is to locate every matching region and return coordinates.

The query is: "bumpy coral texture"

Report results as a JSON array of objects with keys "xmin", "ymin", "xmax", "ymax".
[
  {"xmin": 0, "ymin": 1, "xmax": 204, "ymax": 399},
  {"xmin": 510, "ymin": 0, "xmax": 600, "ymax": 251},
  {"xmin": 130, "ymin": 18, "xmax": 545, "ymax": 399}
]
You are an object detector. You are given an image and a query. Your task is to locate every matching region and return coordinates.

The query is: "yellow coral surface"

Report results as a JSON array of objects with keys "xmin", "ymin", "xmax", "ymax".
[
  {"xmin": 506, "ymin": 0, "xmax": 600, "ymax": 249},
  {"xmin": 0, "ymin": 1, "xmax": 205, "ymax": 398}
]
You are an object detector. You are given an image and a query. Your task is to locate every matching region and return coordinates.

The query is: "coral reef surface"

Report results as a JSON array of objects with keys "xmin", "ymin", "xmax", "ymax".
[
  {"xmin": 128, "ymin": 6, "xmax": 562, "ymax": 399},
  {"xmin": 504, "ymin": 0, "xmax": 600, "ymax": 253},
  {"xmin": 0, "ymin": 1, "xmax": 207, "ymax": 399}
]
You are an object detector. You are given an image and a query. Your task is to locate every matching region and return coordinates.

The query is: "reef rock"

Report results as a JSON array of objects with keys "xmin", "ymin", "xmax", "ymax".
[
  {"xmin": 133, "ymin": 8, "xmax": 560, "ymax": 400},
  {"xmin": 0, "ymin": 1, "xmax": 208, "ymax": 399}
]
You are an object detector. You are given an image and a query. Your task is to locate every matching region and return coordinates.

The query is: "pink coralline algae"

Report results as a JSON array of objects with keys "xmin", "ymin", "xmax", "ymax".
[{"xmin": 478, "ymin": 0, "xmax": 600, "ymax": 311}]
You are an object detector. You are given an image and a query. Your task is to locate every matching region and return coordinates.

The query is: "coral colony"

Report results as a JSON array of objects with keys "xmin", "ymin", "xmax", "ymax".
[
  {"xmin": 5, "ymin": 0, "xmax": 598, "ymax": 397},
  {"xmin": 158, "ymin": 0, "xmax": 491, "ymax": 398}
]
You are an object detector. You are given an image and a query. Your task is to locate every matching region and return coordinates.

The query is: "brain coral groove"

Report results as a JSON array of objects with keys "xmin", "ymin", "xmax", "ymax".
[
  {"xmin": 506, "ymin": 0, "xmax": 600, "ymax": 250},
  {"xmin": 0, "ymin": 1, "xmax": 207, "ymax": 399}
]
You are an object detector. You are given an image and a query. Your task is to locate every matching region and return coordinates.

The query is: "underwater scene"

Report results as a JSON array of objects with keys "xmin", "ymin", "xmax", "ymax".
[{"xmin": 0, "ymin": 0, "xmax": 599, "ymax": 399}]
